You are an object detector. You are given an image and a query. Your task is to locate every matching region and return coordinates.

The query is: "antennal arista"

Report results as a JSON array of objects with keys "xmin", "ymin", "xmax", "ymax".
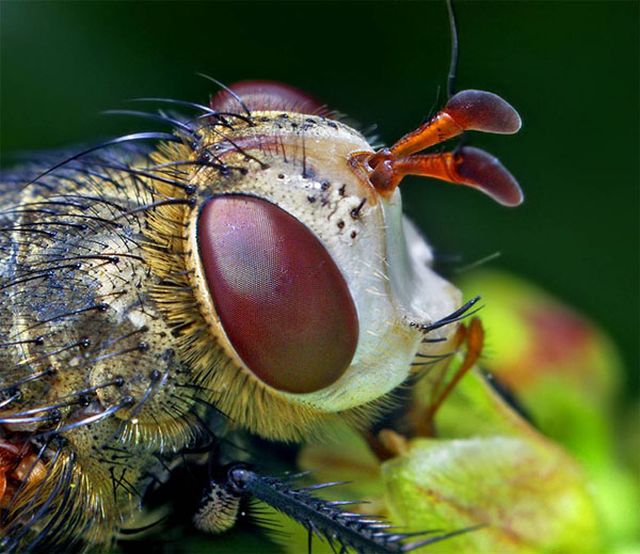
[{"xmin": 356, "ymin": 89, "xmax": 524, "ymax": 206}]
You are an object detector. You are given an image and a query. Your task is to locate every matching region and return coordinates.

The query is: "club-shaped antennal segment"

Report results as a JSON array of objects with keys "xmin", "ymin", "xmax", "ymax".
[
  {"xmin": 387, "ymin": 90, "xmax": 522, "ymax": 159},
  {"xmin": 369, "ymin": 146, "xmax": 523, "ymax": 207}
]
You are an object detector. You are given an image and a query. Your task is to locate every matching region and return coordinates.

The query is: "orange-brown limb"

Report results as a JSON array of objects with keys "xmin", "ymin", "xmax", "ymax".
[
  {"xmin": 413, "ymin": 318, "xmax": 485, "ymax": 437},
  {"xmin": 426, "ymin": 317, "xmax": 485, "ymax": 429},
  {"xmin": 365, "ymin": 429, "xmax": 410, "ymax": 462},
  {"xmin": 370, "ymin": 146, "xmax": 523, "ymax": 206}
]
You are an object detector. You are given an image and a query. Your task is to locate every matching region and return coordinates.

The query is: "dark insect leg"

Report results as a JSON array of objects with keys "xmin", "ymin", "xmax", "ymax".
[{"xmin": 197, "ymin": 464, "xmax": 478, "ymax": 554}]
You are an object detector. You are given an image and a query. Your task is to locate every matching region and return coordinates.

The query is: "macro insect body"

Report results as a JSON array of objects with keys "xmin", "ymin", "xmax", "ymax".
[{"xmin": 0, "ymin": 60, "xmax": 523, "ymax": 551}]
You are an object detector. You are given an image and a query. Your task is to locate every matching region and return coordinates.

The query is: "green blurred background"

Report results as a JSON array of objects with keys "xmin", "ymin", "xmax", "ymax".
[{"xmin": 1, "ymin": 0, "xmax": 638, "ymax": 397}]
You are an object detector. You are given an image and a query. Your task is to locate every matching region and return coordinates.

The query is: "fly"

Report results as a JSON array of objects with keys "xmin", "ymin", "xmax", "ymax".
[{"xmin": 0, "ymin": 2, "xmax": 522, "ymax": 551}]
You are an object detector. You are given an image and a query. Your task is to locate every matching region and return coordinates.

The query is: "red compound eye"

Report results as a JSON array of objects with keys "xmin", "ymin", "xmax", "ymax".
[
  {"xmin": 198, "ymin": 195, "xmax": 358, "ymax": 394},
  {"xmin": 210, "ymin": 80, "xmax": 329, "ymax": 116}
]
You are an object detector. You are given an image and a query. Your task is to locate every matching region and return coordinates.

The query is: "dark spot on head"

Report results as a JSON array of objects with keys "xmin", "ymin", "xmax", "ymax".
[
  {"xmin": 307, "ymin": 196, "xmax": 317, "ymax": 203},
  {"xmin": 321, "ymin": 182, "xmax": 331, "ymax": 191},
  {"xmin": 301, "ymin": 166, "xmax": 315, "ymax": 181},
  {"xmin": 351, "ymin": 231, "xmax": 357, "ymax": 239},
  {"xmin": 337, "ymin": 221, "xmax": 345, "ymax": 229},
  {"xmin": 350, "ymin": 198, "xmax": 367, "ymax": 220}
]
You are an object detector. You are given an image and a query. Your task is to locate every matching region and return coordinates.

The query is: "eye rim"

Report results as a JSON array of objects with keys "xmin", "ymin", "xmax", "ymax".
[{"xmin": 195, "ymin": 192, "xmax": 360, "ymax": 395}]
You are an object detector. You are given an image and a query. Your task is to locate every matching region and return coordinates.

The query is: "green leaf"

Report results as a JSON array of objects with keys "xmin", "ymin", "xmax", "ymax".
[{"xmin": 382, "ymin": 436, "xmax": 601, "ymax": 553}]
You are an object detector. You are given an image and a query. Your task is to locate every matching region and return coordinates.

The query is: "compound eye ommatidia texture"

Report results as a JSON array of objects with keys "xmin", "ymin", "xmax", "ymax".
[
  {"xmin": 198, "ymin": 195, "xmax": 358, "ymax": 393},
  {"xmin": 209, "ymin": 80, "xmax": 329, "ymax": 116}
]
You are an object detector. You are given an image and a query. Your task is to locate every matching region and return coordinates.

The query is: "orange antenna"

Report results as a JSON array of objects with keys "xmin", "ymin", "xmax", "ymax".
[
  {"xmin": 369, "ymin": 146, "xmax": 523, "ymax": 207},
  {"xmin": 389, "ymin": 90, "xmax": 521, "ymax": 158},
  {"xmin": 358, "ymin": 89, "xmax": 523, "ymax": 205}
]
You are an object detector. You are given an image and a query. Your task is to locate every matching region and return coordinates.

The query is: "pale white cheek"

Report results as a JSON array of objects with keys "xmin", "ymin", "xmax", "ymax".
[
  {"xmin": 304, "ymin": 257, "xmax": 420, "ymax": 410},
  {"xmin": 289, "ymin": 191, "xmax": 460, "ymax": 412},
  {"xmin": 384, "ymin": 191, "xmax": 462, "ymax": 325},
  {"xmin": 324, "ymin": 325, "xmax": 421, "ymax": 410}
]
